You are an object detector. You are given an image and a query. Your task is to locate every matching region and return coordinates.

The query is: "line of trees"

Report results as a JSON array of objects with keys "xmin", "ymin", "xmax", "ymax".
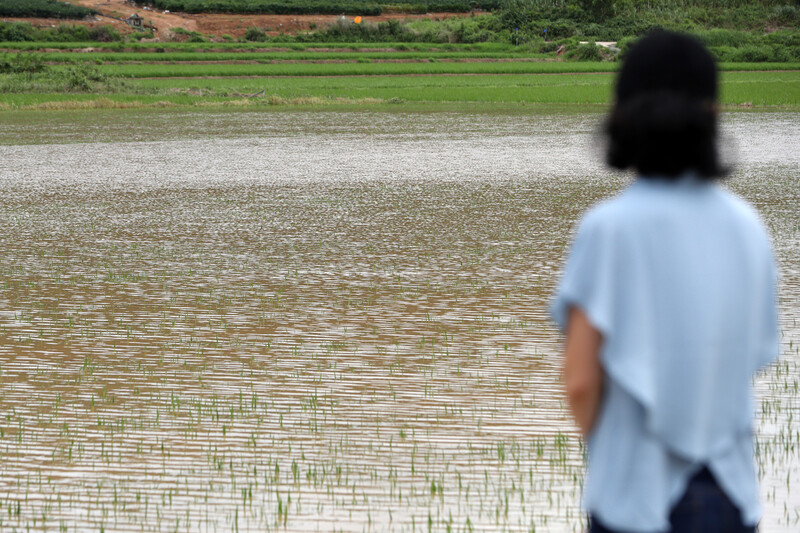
[
  {"xmin": 132, "ymin": 0, "xmax": 500, "ymax": 15},
  {"xmin": 128, "ymin": 0, "xmax": 799, "ymax": 17},
  {"xmin": 0, "ymin": 0, "xmax": 97, "ymax": 19},
  {"xmin": 496, "ymin": 0, "xmax": 800, "ymax": 40}
]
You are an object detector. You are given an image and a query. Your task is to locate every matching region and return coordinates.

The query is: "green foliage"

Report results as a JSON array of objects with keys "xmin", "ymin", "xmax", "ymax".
[
  {"xmin": 0, "ymin": 0, "xmax": 96, "ymax": 19},
  {"xmin": 89, "ymin": 26, "xmax": 122, "ymax": 43},
  {"xmin": 0, "ymin": 55, "xmax": 134, "ymax": 95},
  {"xmin": 494, "ymin": 0, "xmax": 800, "ymax": 42},
  {"xmin": 129, "ymin": 31, "xmax": 157, "ymax": 41},
  {"xmin": 306, "ymin": 19, "xmax": 420, "ymax": 42},
  {"xmin": 2, "ymin": 1, "xmax": 799, "ymax": 65},
  {"xmin": 621, "ymin": 28, "xmax": 800, "ymax": 63},
  {"xmin": 577, "ymin": 0, "xmax": 613, "ymax": 20},
  {"xmin": 285, "ymin": 15, "xmax": 505, "ymax": 43},
  {"xmin": 0, "ymin": 22, "xmax": 34, "ymax": 42},
  {"xmin": 0, "ymin": 21, "xmax": 123, "ymax": 42},
  {"xmin": 130, "ymin": 0, "xmax": 499, "ymax": 15},
  {"xmin": 244, "ymin": 27, "xmax": 268, "ymax": 41},
  {"xmin": 0, "ymin": 52, "xmax": 47, "ymax": 77},
  {"xmin": 564, "ymin": 40, "xmax": 603, "ymax": 60},
  {"xmin": 171, "ymin": 26, "xmax": 210, "ymax": 41},
  {"xmin": 712, "ymin": 44, "xmax": 800, "ymax": 62},
  {"xmin": 772, "ymin": 4, "xmax": 800, "ymax": 24}
]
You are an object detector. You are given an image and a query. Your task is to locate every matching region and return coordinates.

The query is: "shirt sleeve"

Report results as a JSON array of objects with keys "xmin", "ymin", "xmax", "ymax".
[{"xmin": 550, "ymin": 212, "xmax": 618, "ymax": 337}]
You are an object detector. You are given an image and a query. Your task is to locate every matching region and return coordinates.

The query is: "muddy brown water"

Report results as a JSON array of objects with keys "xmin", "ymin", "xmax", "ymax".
[{"xmin": 0, "ymin": 109, "xmax": 798, "ymax": 532}]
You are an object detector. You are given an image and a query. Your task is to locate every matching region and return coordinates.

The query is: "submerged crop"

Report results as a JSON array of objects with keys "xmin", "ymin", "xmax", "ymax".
[{"xmin": 0, "ymin": 110, "xmax": 797, "ymax": 532}]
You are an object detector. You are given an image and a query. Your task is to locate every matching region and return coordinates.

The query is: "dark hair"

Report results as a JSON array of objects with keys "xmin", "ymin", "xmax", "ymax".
[{"xmin": 606, "ymin": 30, "xmax": 726, "ymax": 180}]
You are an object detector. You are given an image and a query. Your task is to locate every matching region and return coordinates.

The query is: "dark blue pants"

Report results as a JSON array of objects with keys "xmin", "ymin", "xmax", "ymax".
[{"xmin": 589, "ymin": 467, "xmax": 756, "ymax": 533}]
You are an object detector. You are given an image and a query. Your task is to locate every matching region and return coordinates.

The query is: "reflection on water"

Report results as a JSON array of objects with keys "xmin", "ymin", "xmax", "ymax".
[{"xmin": 0, "ymin": 109, "xmax": 798, "ymax": 532}]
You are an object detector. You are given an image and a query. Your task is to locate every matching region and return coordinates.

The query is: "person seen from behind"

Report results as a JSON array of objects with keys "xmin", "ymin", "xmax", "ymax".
[{"xmin": 551, "ymin": 31, "xmax": 780, "ymax": 533}]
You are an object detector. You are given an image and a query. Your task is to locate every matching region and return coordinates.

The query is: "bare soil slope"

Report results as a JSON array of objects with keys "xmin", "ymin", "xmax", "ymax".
[{"xmin": 44, "ymin": 0, "xmax": 470, "ymax": 39}]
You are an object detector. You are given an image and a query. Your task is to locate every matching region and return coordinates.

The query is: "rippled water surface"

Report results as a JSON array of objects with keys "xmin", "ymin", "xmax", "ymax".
[{"xmin": 0, "ymin": 109, "xmax": 798, "ymax": 532}]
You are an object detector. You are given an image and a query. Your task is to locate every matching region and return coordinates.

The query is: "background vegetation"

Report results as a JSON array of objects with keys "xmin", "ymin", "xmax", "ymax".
[
  {"xmin": 125, "ymin": 0, "xmax": 800, "ymax": 23},
  {"xmin": 0, "ymin": 22, "xmax": 122, "ymax": 42},
  {"xmin": 132, "ymin": 0, "xmax": 500, "ymax": 15},
  {"xmin": 0, "ymin": 0, "xmax": 96, "ymax": 19},
  {"xmin": 493, "ymin": 0, "xmax": 800, "ymax": 41},
  {"xmin": 0, "ymin": 0, "xmax": 798, "ymax": 62}
]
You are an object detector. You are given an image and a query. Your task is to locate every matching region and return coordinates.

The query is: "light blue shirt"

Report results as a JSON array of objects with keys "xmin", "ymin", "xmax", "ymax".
[{"xmin": 551, "ymin": 176, "xmax": 779, "ymax": 532}]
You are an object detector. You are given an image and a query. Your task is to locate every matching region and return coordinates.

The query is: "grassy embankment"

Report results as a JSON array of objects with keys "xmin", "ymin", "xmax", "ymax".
[
  {"xmin": 1, "ymin": 42, "xmax": 799, "ymax": 110},
  {"xmin": 1, "ymin": 46, "xmax": 798, "ymax": 110},
  {"xmin": 1, "ymin": 55, "xmax": 798, "ymax": 109}
]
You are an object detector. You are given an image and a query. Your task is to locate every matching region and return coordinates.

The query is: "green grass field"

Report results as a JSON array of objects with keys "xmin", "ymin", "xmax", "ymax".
[
  {"xmin": 2, "ymin": 70, "xmax": 798, "ymax": 109},
  {"xmin": 36, "ymin": 51, "xmax": 552, "ymax": 63},
  {"xmin": 30, "ymin": 48, "xmax": 800, "ymax": 70},
  {"xmin": 141, "ymin": 70, "xmax": 800, "ymax": 105},
  {"xmin": 44, "ymin": 60, "xmax": 800, "ymax": 78},
  {"xmin": 1, "ymin": 41, "xmax": 798, "ymax": 110},
  {"xmin": 79, "ymin": 61, "xmax": 616, "ymax": 77}
]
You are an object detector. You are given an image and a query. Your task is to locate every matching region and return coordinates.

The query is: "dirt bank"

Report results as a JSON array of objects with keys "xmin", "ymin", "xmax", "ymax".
[{"xmin": 43, "ymin": 0, "xmax": 476, "ymax": 39}]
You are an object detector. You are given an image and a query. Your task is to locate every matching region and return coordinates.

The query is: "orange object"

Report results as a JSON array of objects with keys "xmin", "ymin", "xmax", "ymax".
[{"xmin": 354, "ymin": 16, "xmax": 362, "ymax": 24}]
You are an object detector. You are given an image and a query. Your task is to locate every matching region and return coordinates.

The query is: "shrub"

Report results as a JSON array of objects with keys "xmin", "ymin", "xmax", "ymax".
[
  {"xmin": 565, "ymin": 40, "xmax": 603, "ymax": 61},
  {"xmin": 53, "ymin": 23, "xmax": 91, "ymax": 42},
  {"xmin": 764, "ymin": 29, "xmax": 800, "ymax": 47},
  {"xmin": 171, "ymin": 26, "xmax": 208, "ymax": 41},
  {"xmin": 244, "ymin": 27, "xmax": 268, "ymax": 41},
  {"xmin": 89, "ymin": 26, "xmax": 122, "ymax": 43},
  {"xmin": 771, "ymin": 4, "xmax": 800, "ymax": 25},
  {"xmin": 0, "ymin": 21, "xmax": 34, "ymax": 42},
  {"xmin": 615, "ymin": 35, "xmax": 638, "ymax": 59},
  {"xmin": 129, "ymin": 31, "xmax": 156, "ymax": 41},
  {"xmin": 713, "ymin": 44, "xmax": 778, "ymax": 62},
  {"xmin": 0, "ymin": 53, "xmax": 47, "ymax": 77},
  {"xmin": 708, "ymin": 45, "xmax": 736, "ymax": 62},
  {"xmin": 772, "ymin": 45, "xmax": 800, "ymax": 62},
  {"xmin": 0, "ymin": 21, "xmax": 126, "ymax": 42},
  {"xmin": 63, "ymin": 61, "xmax": 109, "ymax": 91},
  {"xmin": 310, "ymin": 18, "xmax": 421, "ymax": 43},
  {"xmin": 729, "ymin": 45, "xmax": 776, "ymax": 62},
  {"xmin": 578, "ymin": 0, "xmax": 614, "ymax": 20},
  {"xmin": 695, "ymin": 29, "xmax": 753, "ymax": 48}
]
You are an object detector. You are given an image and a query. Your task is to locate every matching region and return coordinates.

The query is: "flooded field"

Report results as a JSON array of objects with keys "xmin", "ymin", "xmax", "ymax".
[{"xmin": 0, "ymin": 109, "xmax": 798, "ymax": 532}]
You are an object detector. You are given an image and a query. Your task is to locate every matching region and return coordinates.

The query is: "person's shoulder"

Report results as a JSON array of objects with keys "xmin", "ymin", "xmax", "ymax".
[
  {"xmin": 714, "ymin": 186, "xmax": 763, "ymax": 222},
  {"xmin": 577, "ymin": 185, "xmax": 643, "ymax": 233},
  {"xmin": 712, "ymin": 186, "xmax": 772, "ymax": 239}
]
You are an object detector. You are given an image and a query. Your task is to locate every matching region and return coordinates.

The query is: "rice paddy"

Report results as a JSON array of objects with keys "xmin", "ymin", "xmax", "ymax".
[
  {"xmin": 2, "ymin": 70, "xmax": 799, "ymax": 110},
  {"xmin": 46, "ymin": 60, "xmax": 800, "ymax": 78},
  {"xmin": 33, "ymin": 51, "xmax": 553, "ymax": 63},
  {"xmin": 2, "ymin": 42, "xmax": 798, "ymax": 110},
  {"xmin": 0, "ymin": 109, "xmax": 798, "ymax": 533},
  {"xmin": 2, "ymin": 40, "xmax": 799, "ymax": 110}
]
